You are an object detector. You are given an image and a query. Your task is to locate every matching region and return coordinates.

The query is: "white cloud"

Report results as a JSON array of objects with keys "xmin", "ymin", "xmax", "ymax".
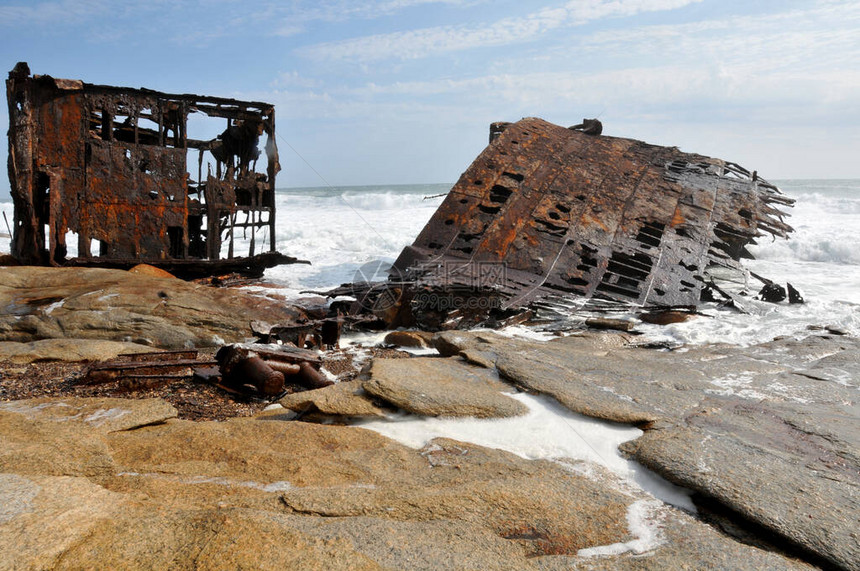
[
  {"xmin": 0, "ymin": 0, "xmax": 110, "ymax": 25},
  {"xmin": 263, "ymin": 0, "xmax": 474, "ymax": 30},
  {"xmin": 299, "ymin": 0, "xmax": 704, "ymax": 62}
]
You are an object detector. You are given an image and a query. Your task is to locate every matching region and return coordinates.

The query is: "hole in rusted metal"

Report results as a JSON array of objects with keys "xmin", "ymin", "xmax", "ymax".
[
  {"xmin": 478, "ymin": 204, "xmax": 502, "ymax": 215},
  {"xmin": 536, "ymin": 219, "xmax": 566, "ymax": 233},
  {"xmin": 168, "ymin": 227, "xmax": 184, "ymax": 258},
  {"xmin": 635, "ymin": 221, "xmax": 665, "ymax": 248},
  {"xmin": 501, "ymin": 171, "xmax": 524, "ymax": 183},
  {"xmin": 489, "ymin": 185, "xmax": 513, "ymax": 204}
]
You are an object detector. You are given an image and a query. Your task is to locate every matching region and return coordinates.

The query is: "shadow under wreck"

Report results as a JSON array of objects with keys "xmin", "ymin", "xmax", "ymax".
[
  {"xmin": 6, "ymin": 62, "xmax": 307, "ymax": 279},
  {"xmin": 327, "ymin": 117, "xmax": 797, "ymax": 330}
]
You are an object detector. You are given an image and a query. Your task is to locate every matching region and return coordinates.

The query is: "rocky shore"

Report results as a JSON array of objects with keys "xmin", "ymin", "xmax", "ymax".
[{"xmin": 1, "ymin": 266, "xmax": 857, "ymax": 569}]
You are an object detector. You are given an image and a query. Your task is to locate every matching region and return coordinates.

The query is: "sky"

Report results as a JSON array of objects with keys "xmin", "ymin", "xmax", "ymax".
[{"xmin": 1, "ymin": 0, "xmax": 859, "ymax": 198}]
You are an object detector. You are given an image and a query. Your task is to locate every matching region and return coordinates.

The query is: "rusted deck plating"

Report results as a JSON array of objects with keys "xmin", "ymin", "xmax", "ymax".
[
  {"xmin": 6, "ymin": 62, "xmax": 298, "ymax": 277},
  {"xmin": 390, "ymin": 118, "xmax": 794, "ymax": 320}
]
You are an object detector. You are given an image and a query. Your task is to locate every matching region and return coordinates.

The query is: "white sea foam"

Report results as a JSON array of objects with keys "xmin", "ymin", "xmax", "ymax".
[
  {"xmin": 358, "ymin": 391, "xmax": 696, "ymax": 512},
  {"xmin": 577, "ymin": 499, "xmax": 666, "ymax": 557},
  {"xmin": 264, "ymin": 180, "xmax": 860, "ymax": 346},
  {"xmin": 4, "ymin": 179, "xmax": 857, "ymax": 343}
]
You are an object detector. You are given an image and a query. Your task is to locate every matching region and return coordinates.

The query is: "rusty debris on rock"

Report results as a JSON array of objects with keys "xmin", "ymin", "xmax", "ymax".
[
  {"xmin": 216, "ymin": 343, "xmax": 333, "ymax": 396},
  {"xmin": 6, "ymin": 62, "xmax": 306, "ymax": 279},
  {"xmin": 328, "ymin": 117, "xmax": 796, "ymax": 330},
  {"xmin": 81, "ymin": 350, "xmax": 215, "ymax": 392},
  {"xmin": 80, "ymin": 343, "xmax": 333, "ymax": 399}
]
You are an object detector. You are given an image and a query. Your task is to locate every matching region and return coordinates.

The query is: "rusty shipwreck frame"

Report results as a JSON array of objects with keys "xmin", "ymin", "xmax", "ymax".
[
  {"xmin": 6, "ymin": 62, "xmax": 301, "ymax": 278},
  {"xmin": 333, "ymin": 118, "xmax": 795, "ymax": 329}
]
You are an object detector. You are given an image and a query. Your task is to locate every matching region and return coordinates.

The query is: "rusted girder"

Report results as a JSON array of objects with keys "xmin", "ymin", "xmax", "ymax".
[
  {"xmin": 80, "ymin": 350, "xmax": 218, "ymax": 392},
  {"xmin": 330, "ymin": 117, "xmax": 795, "ymax": 329},
  {"xmin": 6, "ymin": 62, "xmax": 301, "ymax": 278}
]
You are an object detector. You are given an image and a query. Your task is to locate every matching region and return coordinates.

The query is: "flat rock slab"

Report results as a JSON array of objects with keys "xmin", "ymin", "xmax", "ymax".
[
  {"xmin": 0, "ymin": 396, "xmax": 816, "ymax": 570},
  {"xmin": 622, "ymin": 399, "xmax": 860, "ymax": 570},
  {"xmin": 0, "ymin": 397, "xmax": 177, "ymax": 433},
  {"xmin": 364, "ymin": 357, "xmax": 528, "ymax": 418},
  {"xmin": 51, "ymin": 506, "xmax": 382, "ymax": 571},
  {"xmin": 0, "ymin": 266, "xmax": 307, "ymax": 349},
  {"xmin": 433, "ymin": 331, "xmax": 859, "ymax": 568},
  {"xmin": 0, "ymin": 398, "xmax": 177, "ymax": 479},
  {"xmin": 490, "ymin": 334, "xmax": 711, "ymax": 423},
  {"xmin": 276, "ymin": 382, "xmax": 387, "ymax": 419},
  {"xmin": 0, "ymin": 474, "xmax": 127, "ymax": 570},
  {"xmin": 0, "ymin": 338, "xmax": 154, "ymax": 364}
]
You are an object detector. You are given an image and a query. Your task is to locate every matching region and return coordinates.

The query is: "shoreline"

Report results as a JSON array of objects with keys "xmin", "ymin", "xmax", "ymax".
[{"xmin": 0, "ymin": 265, "xmax": 857, "ymax": 569}]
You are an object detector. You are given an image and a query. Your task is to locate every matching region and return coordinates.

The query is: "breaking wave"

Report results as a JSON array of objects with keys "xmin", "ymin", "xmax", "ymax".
[{"xmin": 750, "ymin": 185, "xmax": 860, "ymax": 265}]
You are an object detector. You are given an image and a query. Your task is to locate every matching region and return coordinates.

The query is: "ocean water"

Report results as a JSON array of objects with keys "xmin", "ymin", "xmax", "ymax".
[{"xmin": 2, "ymin": 179, "xmax": 858, "ymax": 345}]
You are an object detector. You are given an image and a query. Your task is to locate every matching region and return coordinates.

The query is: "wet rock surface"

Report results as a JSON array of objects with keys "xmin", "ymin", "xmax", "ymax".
[{"xmin": 622, "ymin": 400, "xmax": 860, "ymax": 570}]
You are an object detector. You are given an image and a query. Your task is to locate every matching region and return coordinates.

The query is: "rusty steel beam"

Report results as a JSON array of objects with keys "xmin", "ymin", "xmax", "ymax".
[
  {"xmin": 81, "ymin": 359, "xmax": 215, "ymax": 385},
  {"xmin": 6, "ymin": 62, "xmax": 295, "ymax": 277}
]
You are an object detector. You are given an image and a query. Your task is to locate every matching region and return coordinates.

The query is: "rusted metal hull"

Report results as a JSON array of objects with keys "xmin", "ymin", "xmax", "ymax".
[
  {"xmin": 6, "ymin": 62, "xmax": 298, "ymax": 277},
  {"xmin": 334, "ymin": 118, "xmax": 794, "ymax": 329}
]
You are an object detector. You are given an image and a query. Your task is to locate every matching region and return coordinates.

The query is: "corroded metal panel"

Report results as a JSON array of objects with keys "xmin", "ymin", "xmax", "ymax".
[
  {"xmin": 6, "ymin": 62, "xmax": 290, "ymax": 277},
  {"xmin": 392, "ymin": 117, "xmax": 794, "ymax": 319}
]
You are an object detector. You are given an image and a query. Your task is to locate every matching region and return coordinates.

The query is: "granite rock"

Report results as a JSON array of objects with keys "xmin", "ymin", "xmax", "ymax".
[
  {"xmin": 0, "ymin": 395, "xmax": 821, "ymax": 570},
  {"xmin": 0, "ymin": 338, "xmax": 154, "ymax": 364},
  {"xmin": 0, "ymin": 266, "xmax": 307, "ymax": 349},
  {"xmin": 364, "ymin": 357, "xmax": 528, "ymax": 418},
  {"xmin": 276, "ymin": 382, "xmax": 388, "ymax": 419},
  {"xmin": 622, "ymin": 399, "xmax": 860, "ymax": 570}
]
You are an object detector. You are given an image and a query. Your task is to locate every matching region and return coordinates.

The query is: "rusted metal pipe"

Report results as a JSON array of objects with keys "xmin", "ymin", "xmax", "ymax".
[
  {"xmin": 232, "ymin": 355, "xmax": 285, "ymax": 396},
  {"xmin": 296, "ymin": 361, "xmax": 333, "ymax": 389},
  {"xmin": 267, "ymin": 360, "xmax": 302, "ymax": 376}
]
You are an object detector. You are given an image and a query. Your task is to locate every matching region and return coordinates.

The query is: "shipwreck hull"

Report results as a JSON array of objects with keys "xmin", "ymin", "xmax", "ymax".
[
  {"xmin": 6, "ymin": 62, "xmax": 300, "ymax": 278},
  {"xmin": 377, "ymin": 118, "xmax": 794, "ymax": 328}
]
